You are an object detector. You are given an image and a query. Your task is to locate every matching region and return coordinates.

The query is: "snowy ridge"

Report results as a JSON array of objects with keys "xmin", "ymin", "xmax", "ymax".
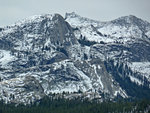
[
  {"xmin": 65, "ymin": 12, "xmax": 105, "ymax": 27},
  {"xmin": 76, "ymin": 25, "xmax": 114, "ymax": 43},
  {"xmin": 8, "ymin": 14, "xmax": 55, "ymax": 28},
  {"xmin": 66, "ymin": 12, "xmax": 150, "ymax": 44}
]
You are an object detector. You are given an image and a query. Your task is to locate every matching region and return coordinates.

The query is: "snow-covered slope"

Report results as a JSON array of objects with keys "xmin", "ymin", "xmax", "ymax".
[
  {"xmin": 65, "ymin": 12, "xmax": 105, "ymax": 27},
  {"xmin": 0, "ymin": 12, "xmax": 150, "ymax": 104},
  {"xmin": 66, "ymin": 13, "xmax": 150, "ymax": 44},
  {"xmin": 66, "ymin": 12, "xmax": 150, "ymax": 96}
]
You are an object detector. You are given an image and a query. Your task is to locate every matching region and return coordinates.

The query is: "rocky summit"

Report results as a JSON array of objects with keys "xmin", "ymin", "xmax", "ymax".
[{"xmin": 0, "ymin": 12, "xmax": 150, "ymax": 104}]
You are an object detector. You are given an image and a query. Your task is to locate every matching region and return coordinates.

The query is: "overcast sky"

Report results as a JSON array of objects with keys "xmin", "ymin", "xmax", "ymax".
[{"xmin": 0, "ymin": 0, "xmax": 150, "ymax": 27}]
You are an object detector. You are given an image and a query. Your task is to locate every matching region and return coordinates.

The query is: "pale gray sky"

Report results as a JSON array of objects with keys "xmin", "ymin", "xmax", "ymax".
[{"xmin": 0, "ymin": 0, "xmax": 150, "ymax": 27}]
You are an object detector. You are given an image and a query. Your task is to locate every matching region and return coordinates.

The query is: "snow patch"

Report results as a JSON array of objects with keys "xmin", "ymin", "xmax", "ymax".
[
  {"xmin": 129, "ymin": 62, "xmax": 150, "ymax": 82},
  {"xmin": 0, "ymin": 50, "xmax": 16, "ymax": 67},
  {"xmin": 129, "ymin": 76, "xmax": 143, "ymax": 85}
]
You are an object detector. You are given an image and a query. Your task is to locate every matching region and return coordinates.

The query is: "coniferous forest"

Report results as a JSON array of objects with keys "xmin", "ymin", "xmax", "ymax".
[{"xmin": 0, "ymin": 97, "xmax": 150, "ymax": 113}]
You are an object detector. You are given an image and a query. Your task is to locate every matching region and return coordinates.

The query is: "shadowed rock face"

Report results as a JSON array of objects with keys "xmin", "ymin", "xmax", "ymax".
[
  {"xmin": 0, "ymin": 13, "xmax": 150, "ymax": 104},
  {"xmin": 0, "ymin": 28, "xmax": 4, "ymax": 32}
]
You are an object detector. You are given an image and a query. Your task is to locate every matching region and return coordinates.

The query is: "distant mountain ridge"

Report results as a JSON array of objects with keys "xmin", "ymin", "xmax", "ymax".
[{"xmin": 0, "ymin": 12, "xmax": 150, "ymax": 104}]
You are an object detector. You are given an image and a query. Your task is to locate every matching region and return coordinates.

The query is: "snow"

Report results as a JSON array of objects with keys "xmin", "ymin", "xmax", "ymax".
[
  {"xmin": 0, "ymin": 75, "xmax": 44, "ymax": 104},
  {"xmin": 98, "ymin": 24, "xmax": 142, "ymax": 41},
  {"xmin": 46, "ymin": 60, "xmax": 94, "ymax": 94},
  {"xmin": 0, "ymin": 77, "xmax": 25, "ymax": 103},
  {"xmin": 1, "ymin": 27, "xmax": 15, "ymax": 34},
  {"xmin": 69, "ymin": 62, "xmax": 93, "ymax": 91},
  {"xmin": 92, "ymin": 64, "xmax": 104, "ymax": 89},
  {"xmin": 100, "ymin": 25, "xmax": 131, "ymax": 36},
  {"xmin": 2, "ymin": 12, "xmax": 149, "ymax": 104},
  {"xmin": 66, "ymin": 12, "xmax": 104, "ymax": 28},
  {"xmin": 14, "ymin": 14, "xmax": 54, "ymax": 27},
  {"xmin": 129, "ymin": 76, "xmax": 143, "ymax": 85},
  {"xmin": 0, "ymin": 77, "xmax": 25, "ymax": 87},
  {"xmin": 129, "ymin": 62, "xmax": 150, "ymax": 82},
  {"xmin": 66, "ymin": 12, "xmax": 145, "ymax": 45},
  {"xmin": 45, "ymin": 38, "xmax": 51, "ymax": 47},
  {"xmin": 114, "ymin": 91, "xmax": 119, "ymax": 96},
  {"xmin": 79, "ymin": 25, "xmax": 114, "ymax": 43},
  {"xmin": 0, "ymin": 50, "xmax": 16, "ymax": 67},
  {"xmin": 146, "ymin": 31, "xmax": 150, "ymax": 38},
  {"xmin": 118, "ymin": 88, "xmax": 128, "ymax": 98},
  {"xmin": 49, "ymin": 83, "xmax": 80, "ymax": 94}
]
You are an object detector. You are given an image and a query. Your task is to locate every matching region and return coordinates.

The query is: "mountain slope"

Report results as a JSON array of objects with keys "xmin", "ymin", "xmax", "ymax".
[{"xmin": 0, "ymin": 13, "xmax": 150, "ymax": 104}]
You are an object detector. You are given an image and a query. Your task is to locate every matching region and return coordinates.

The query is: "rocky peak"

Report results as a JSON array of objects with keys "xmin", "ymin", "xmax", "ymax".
[
  {"xmin": 65, "ymin": 12, "xmax": 104, "ymax": 28},
  {"xmin": 65, "ymin": 12, "xmax": 80, "ymax": 19}
]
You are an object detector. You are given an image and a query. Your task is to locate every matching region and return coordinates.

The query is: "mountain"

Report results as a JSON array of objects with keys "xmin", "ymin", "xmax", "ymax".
[
  {"xmin": 0, "ymin": 12, "xmax": 150, "ymax": 105},
  {"xmin": 66, "ymin": 12, "xmax": 150, "ymax": 98}
]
